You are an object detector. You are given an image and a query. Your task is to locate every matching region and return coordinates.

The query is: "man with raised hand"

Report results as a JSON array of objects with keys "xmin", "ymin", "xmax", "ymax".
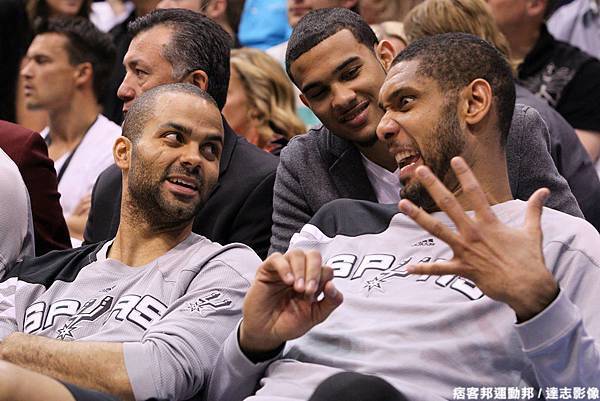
[
  {"xmin": 208, "ymin": 33, "xmax": 600, "ymax": 401},
  {"xmin": 269, "ymin": 7, "xmax": 582, "ymax": 255},
  {"xmin": 0, "ymin": 83, "xmax": 260, "ymax": 401}
]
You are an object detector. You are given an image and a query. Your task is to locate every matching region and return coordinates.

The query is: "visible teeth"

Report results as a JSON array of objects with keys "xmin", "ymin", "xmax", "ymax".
[
  {"xmin": 169, "ymin": 178, "xmax": 197, "ymax": 189},
  {"xmin": 395, "ymin": 150, "xmax": 420, "ymax": 169}
]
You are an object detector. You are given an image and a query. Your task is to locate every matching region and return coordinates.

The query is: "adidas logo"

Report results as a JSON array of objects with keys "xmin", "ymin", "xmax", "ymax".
[{"xmin": 411, "ymin": 238, "xmax": 435, "ymax": 247}]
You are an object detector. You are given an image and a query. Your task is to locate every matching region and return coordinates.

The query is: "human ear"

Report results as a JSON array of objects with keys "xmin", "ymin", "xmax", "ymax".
[
  {"xmin": 186, "ymin": 70, "xmax": 209, "ymax": 91},
  {"xmin": 376, "ymin": 40, "xmax": 396, "ymax": 71},
  {"xmin": 461, "ymin": 79, "xmax": 493, "ymax": 127},
  {"xmin": 74, "ymin": 62, "xmax": 93, "ymax": 87},
  {"xmin": 114, "ymin": 136, "xmax": 132, "ymax": 170}
]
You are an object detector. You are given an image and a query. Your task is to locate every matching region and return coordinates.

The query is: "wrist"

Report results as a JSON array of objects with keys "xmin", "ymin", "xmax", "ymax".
[
  {"xmin": 239, "ymin": 321, "xmax": 284, "ymax": 358},
  {"xmin": 511, "ymin": 278, "xmax": 559, "ymax": 322}
]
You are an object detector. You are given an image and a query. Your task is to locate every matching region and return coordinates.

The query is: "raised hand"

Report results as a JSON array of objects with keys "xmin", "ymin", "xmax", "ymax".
[
  {"xmin": 398, "ymin": 157, "xmax": 558, "ymax": 322},
  {"xmin": 240, "ymin": 250, "xmax": 343, "ymax": 355}
]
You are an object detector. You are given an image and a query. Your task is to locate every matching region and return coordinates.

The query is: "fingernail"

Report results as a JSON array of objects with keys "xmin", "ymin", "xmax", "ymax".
[
  {"xmin": 399, "ymin": 202, "xmax": 413, "ymax": 215},
  {"xmin": 327, "ymin": 285, "xmax": 338, "ymax": 298},
  {"xmin": 306, "ymin": 280, "xmax": 317, "ymax": 293},
  {"xmin": 406, "ymin": 265, "xmax": 416, "ymax": 274},
  {"xmin": 296, "ymin": 278, "xmax": 304, "ymax": 290},
  {"xmin": 285, "ymin": 273, "xmax": 294, "ymax": 284},
  {"xmin": 417, "ymin": 168, "xmax": 428, "ymax": 178}
]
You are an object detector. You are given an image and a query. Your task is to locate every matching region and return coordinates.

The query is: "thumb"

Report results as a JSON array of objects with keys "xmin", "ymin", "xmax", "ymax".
[
  {"xmin": 524, "ymin": 188, "xmax": 549, "ymax": 234},
  {"xmin": 313, "ymin": 281, "xmax": 343, "ymax": 325}
]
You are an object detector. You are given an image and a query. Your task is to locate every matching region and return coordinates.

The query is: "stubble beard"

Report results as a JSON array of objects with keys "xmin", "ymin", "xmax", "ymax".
[
  {"xmin": 126, "ymin": 150, "xmax": 206, "ymax": 231},
  {"xmin": 400, "ymin": 100, "xmax": 465, "ymax": 213}
]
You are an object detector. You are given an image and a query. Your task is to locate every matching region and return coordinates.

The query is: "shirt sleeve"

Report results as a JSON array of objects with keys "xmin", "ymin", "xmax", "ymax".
[
  {"xmin": 0, "ymin": 277, "xmax": 19, "ymax": 340},
  {"xmin": 515, "ymin": 235, "xmax": 600, "ymax": 387},
  {"xmin": 122, "ymin": 249, "xmax": 260, "ymax": 401}
]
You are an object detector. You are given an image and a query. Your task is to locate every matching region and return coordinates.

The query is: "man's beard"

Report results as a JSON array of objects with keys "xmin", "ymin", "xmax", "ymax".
[
  {"xmin": 126, "ymin": 151, "xmax": 207, "ymax": 231},
  {"xmin": 400, "ymin": 100, "xmax": 465, "ymax": 212}
]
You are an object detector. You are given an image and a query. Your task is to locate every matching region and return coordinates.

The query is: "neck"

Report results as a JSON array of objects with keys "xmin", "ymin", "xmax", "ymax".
[
  {"xmin": 108, "ymin": 192, "xmax": 193, "ymax": 267},
  {"xmin": 359, "ymin": 140, "xmax": 397, "ymax": 171},
  {"xmin": 503, "ymin": 22, "xmax": 541, "ymax": 61},
  {"xmin": 454, "ymin": 147, "xmax": 513, "ymax": 211},
  {"xmin": 47, "ymin": 95, "xmax": 100, "ymax": 143}
]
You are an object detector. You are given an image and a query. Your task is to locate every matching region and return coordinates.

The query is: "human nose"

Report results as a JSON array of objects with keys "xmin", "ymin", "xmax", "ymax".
[
  {"xmin": 180, "ymin": 143, "xmax": 202, "ymax": 171},
  {"xmin": 117, "ymin": 72, "xmax": 136, "ymax": 103},
  {"xmin": 331, "ymin": 83, "xmax": 356, "ymax": 112},
  {"xmin": 21, "ymin": 59, "xmax": 34, "ymax": 79},
  {"xmin": 376, "ymin": 112, "xmax": 400, "ymax": 142}
]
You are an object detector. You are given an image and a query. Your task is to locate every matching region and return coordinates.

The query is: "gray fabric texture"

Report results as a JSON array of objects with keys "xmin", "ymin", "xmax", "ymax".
[
  {"xmin": 0, "ymin": 148, "xmax": 34, "ymax": 277},
  {"xmin": 210, "ymin": 199, "xmax": 600, "ymax": 401},
  {"xmin": 0, "ymin": 234, "xmax": 260, "ymax": 401},
  {"xmin": 269, "ymin": 103, "xmax": 582, "ymax": 254}
]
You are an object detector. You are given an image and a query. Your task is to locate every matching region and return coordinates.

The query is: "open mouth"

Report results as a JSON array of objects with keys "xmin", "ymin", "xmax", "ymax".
[
  {"xmin": 395, "ymin": 150, "xmax": 422, "ymax": 184},
  {"xmin": 167, "ymin": 177, "xmax": 198, "ymax": 191},
  {"xmin": 165, "ymin": 176, "xmax": 200, "ymax": 198}
]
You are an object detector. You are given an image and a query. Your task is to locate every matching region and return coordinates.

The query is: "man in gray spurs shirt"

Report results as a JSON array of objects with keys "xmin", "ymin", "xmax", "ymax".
[
  {"xmin": 0, "ymin": 84, "xmax": 260, "ymax": 401},
  {"xmin": 207, "ymin": 34, "xmax": 600, "ymax": 401}
]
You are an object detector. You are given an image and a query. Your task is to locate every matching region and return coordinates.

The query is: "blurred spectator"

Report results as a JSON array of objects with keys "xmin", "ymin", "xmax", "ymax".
[
  {"xmin": 370, "ymin": 21, "xmax": 407, "ymax": 55},
  {"xmin": 156, "ymin": 0, "xmax": 245, "ymax": 45},
  {"xmin": 238, "ymin": 0, "xmax": 290, "ymax": 49},
  {"xmin": 359, "ymin": 0, "xmax": 423, "ymax": 24},
  {"xmin": 0, "ymin": 148, "xmax": 34, "ymax": 277},
  {"xmin": 101, "ymin": 0, "xmax": 159, "ymax": 125},
  {"xmin": 0, "ymin": 120, "xmax": 71, "ymax": 255},
  {"xmin": 223, "ymin": 48, "xmax": 305, "ymax": 154},
  {"xmin": 403, "ymin": 0, "xmax": 600, "ymax": 230},
  {"xmin": 21, "ymin": 17, "xmax": 121, "ymax": 242},
  {"xmin": 14, "ymin": 0, "xmax": 92, "ymax": 132},
  {"xmin": 85, "ymin": 9, "xmax": 278, "ymax": 259},
  {"xmin": 91, "ymin": 0, "xmax": 135, "ymax": 31},
  {"xmin": 487, "ymin": 0, "xmax": 600, "ymax": 166},
  {"xmin": 548, "ymin": 0, "xmax": 600, "ymax": 57}
]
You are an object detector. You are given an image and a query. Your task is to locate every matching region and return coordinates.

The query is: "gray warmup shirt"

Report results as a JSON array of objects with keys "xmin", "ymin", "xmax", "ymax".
[
  {"xmin": 209, "ymin": 199, "xmax": 600, "ymax": 401},
  {"xmin": 0, "ymin": 234, "xmax": 260, "ymax": 401}
]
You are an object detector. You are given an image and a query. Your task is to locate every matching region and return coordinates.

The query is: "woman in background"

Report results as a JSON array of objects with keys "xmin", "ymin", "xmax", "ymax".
[{"xmin": 223, "ymin": 48, "xmax": 305, "ymax": 155}]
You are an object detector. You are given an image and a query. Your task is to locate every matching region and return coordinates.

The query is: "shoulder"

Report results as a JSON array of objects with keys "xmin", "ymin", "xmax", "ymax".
[
  {"xmin": 305, "ymin": 198, "xmax": 399, "ymax": 239},
  {"xmin": 540, "ymin": 205, "xmax": 600, "ymax": 249},
  {"xmin": 96, "ymin": 164, "xmax": 122, "ymax": 189},
  {"xmin": 178, "ymin": 236, "xmax": 260, "ymax": 284},
  {"xmin": 0, "ymin": 121, "xmax": 39, "ymax": 163},
  {"xmin": 229, "ymin": 133, "xmax": 278, "ymax": 174},
  {"xmin": 0, "ymin": 150, "xmax": 26, "ymax": 199},
  {"xmin": 3, "ymin": 242, "xmax": 107, "ymax": 289}
]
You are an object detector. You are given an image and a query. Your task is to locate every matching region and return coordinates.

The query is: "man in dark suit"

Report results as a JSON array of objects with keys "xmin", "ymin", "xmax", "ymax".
[
  {"xmin": 84, "ymin": 9, "xmax": 277, "ymax": 259},
  {"xmin": 0, "ymin": 120, "xmax": 71, "ymax": 255}
]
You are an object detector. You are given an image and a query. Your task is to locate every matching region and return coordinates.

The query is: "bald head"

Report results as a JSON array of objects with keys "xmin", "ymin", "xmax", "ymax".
[{"xmin": 122, "ymin": 83, "xmax": 218, "ymax": 144}]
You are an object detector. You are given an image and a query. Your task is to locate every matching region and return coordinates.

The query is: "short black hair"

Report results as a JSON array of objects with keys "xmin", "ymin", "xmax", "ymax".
[
  {"xmin": 393, "ymin": 32, "xmax": 515, "ymax": 146},
  {"xmin": 122, "ymin": 83, "xmax": 218, "ymax": 144},
  {"xmin": 35, "ymin": 17, "xmax": 116, "ymax": 103},
  {"xmin": 128, "ymin": 8, "xmax": 232, "ymax": 110},
  {"xmin": 285, "ymin": 7, "xmax": 377, "ymax": 84}
]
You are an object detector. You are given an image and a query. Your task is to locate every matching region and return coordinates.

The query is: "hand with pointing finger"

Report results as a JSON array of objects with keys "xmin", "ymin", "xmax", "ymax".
[
  {"xmin": 398, "ymin": 157, "xmax": 558, "ymax": 322},
  {"xmin": 239, "ymin": 249, "xmax": 343, "ymax": 356}
]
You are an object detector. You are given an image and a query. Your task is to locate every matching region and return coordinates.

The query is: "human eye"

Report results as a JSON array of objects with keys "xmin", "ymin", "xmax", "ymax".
[
  {"xmin": 397, "ymin": 96, "xmax": 415, "ymax": 110},
  {"xmin": 306, "ymin": 86, "xmax": 328, "ymax": 101},
  {"xmin": 341, "ymin": 66, "xmax": 361, "ymax": 81},
  {"xmin": 135, "ymin": 68, "xmax": 148, "ymax": 78},
  {"xmin": 163, "ymin": 132, "xmax": 184, "ymax": 144},
  {"xmin": 201, "ymin": 142, "xmax": 220, "ymax": 161}
]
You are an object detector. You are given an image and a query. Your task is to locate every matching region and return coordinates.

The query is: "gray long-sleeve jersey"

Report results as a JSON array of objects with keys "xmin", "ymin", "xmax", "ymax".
[
  {"xmin": 0, "ymin": 234, "xmax": 260, "ymax": 401},
  {"xmin": 209, "ymin": 199, "xmax": 600, "ymax": 401}
]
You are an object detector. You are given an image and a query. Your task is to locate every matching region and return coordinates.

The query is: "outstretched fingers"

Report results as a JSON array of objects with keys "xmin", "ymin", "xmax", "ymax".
[
  {"xmin": 451, "ymin": 157, "xmax": 497, "ymax": 224},
  {"xmin": 406, "ymin": 260, "xmax": 463, "ymax": 277}
]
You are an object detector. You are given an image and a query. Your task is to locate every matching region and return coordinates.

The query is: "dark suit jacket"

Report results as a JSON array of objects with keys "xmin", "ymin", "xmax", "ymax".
[
  {"xmin": 83, "ymin": 121, "xmax": 278, "ymax": 259},
  {"xmin": 0, "ymin": 120, "xmax": 71, "ymax": 255},
  {"xmin": 269, "ymin": 103, "xmax": 582, "ymax": 254}
]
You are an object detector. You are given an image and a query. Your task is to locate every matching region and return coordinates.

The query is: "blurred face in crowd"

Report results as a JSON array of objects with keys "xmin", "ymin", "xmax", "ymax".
[
  {"xmin": 46, "ymin": 0, "xmax": 85, "ymax": 16},
  {"xmin": 156, "ymin": 0, "xmax": 205, "ymax": 12},
  {"xmin": 377, "ymin": 60, "xmax": 465, "ymax": 211},
  {"xmin": 291, "ymin": 29, "xmax": 389, "ymax": 148},
  {"xmin": 118, "ymin": 25, "xmax": 177, "ymax": 115},
  {"xmin": 21, "ymin": 33, "xmax": 78, "ymax": 111},
  {"xmin": 222, "ymin": 66, "xmax": 254, "ymax": 137},
  {"xmin": 126, "ymin": 92, "xmax": 223, "ymax": 229},
  {"xmin": 287, "ymin": 0, "xmax": 357, "ymax": 27},
  {"xmin": 485, "ymin": 0, "xmax": 529, "ymax": 32}
]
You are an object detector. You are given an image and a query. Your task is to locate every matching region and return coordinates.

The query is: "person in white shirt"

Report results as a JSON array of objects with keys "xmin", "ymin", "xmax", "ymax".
[{"xmin": 21, "ymin": 16, "xmax": 121, "ymax": 243}]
